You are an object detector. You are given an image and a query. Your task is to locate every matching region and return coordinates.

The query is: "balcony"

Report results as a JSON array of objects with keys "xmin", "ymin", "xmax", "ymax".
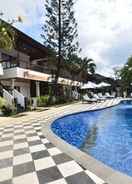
[
  {"xmin": 0, "ymin": 67, "xmax": 81, "ymax": 86},
  {"xmin": 0, "ymin": 67, "xmax": 51, "ymax": 82}
]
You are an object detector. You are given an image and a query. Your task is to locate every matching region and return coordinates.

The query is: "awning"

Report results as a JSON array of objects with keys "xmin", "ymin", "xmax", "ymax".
[
  {"xmin": 81, "ymin": 82, "xmax": 97, "ymax": 89},
  {"xmin": 96, "ymin": 82, "xmax": 111, "ymax": 88}
]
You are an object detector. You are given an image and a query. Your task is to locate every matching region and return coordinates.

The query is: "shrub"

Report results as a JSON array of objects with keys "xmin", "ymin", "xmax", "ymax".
[
  {"xmin": 56, "ymin": 96, "xmax": 67, "ymax": 104},
  {"xmin": 0, "ymin": 97, "xmax": 7, "ymax": 109},
  {"xmin": 1, "ymin": 104, "xmax": 17, "ymax": 116},
  {"xmin": 0, "ymin": 97, "xmax": 16, "ymax": 116},
  {"xmin": 37, "ymin": 95, "xmax": 50, "ymax": 107}
]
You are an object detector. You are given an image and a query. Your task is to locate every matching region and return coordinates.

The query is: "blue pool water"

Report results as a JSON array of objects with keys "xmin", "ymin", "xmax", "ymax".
[{"xmin": 51, "ymin": 101, "xmax": 132, "ymax": 176}]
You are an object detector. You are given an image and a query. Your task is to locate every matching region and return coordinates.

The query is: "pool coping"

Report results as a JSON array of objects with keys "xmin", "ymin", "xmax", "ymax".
[{"xmin": 42, "ymin": 99, "xmax": 132, "ymax": 184}]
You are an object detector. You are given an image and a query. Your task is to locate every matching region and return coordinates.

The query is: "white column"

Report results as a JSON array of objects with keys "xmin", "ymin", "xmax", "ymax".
[
  {"xmin": 0, "ymin": 52, "xmax": 3, "ymax": 75},
  {"xmin": 11, "ymin": 79, "xmax": 15, "ymax": 90},
  {"xmin": 36, "ymin": 81, "xmax": 40, "ymax": 97},
  {"xmin": 0, "ymin": 52, "xmax": 2, "ymax": 61}
]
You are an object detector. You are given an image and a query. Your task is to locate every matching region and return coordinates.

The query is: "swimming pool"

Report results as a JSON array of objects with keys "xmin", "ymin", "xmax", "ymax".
[{"xmin": 51, "ymin": 101, "xmax": 132, "ymax": 177}]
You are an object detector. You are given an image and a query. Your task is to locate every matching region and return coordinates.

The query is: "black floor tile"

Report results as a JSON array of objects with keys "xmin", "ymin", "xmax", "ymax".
[
  {"xmin": 32, "ymin": 150, "xmax": 50, "ymax": 160},
  {"xmin": 37, "ymin": 166, "xmax": 63, "ymax": 184},
  {"xmin": 66, "ymin": 172, "xmax": 96, "ymax": 184},
  {"xmin": 13, "ymin": 161, "xmax": 35, "ymax": 177}
]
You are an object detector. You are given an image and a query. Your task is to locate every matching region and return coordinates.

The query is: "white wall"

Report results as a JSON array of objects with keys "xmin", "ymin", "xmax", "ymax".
[{"xmin": 20, "ymin": 84, "xmax": 30, "ymax": 98}]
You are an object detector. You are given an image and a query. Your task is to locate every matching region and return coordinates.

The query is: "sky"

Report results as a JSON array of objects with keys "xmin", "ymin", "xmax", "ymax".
[{"xmin": 1, "ymin": 0, "xmax": 132, "ymax": 77}]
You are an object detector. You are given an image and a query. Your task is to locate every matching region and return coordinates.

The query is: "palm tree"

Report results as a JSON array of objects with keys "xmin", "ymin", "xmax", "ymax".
[
  {"xmin": 0, "ymin": 20, "xmax": 15, "ymax": 50},
  {"xmin": 64, "ymin": 55, "xmax": 96, "ymax": 82},
  {"xmin": 78, "ymin": 57, "xmax": 96, "ymax": 82}
]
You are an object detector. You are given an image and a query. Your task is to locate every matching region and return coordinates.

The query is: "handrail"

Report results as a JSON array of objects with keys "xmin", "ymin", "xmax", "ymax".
[
  {"xmin": 3, "ymin": 89, "xmax": 14, "ymax": 106},
  {"xmin": 13, "ymin": 89, "xmax": 25, "ymax": 108}
]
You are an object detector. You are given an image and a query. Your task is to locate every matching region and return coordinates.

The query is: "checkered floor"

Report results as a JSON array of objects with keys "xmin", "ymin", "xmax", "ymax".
[{"xmin": 0, "ymin": 120, "xmax": 107, "ymax": 184}]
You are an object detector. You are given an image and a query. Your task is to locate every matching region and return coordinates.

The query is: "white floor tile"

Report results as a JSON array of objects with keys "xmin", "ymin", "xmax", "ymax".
[
  {"xmin": 29, "ymin": 144, "xmax": 46, "ymax": 153},
  {"xmin": 2, "ymin": 133, "xmax": 13, "ymax": 138},
  {"xmin": 48, "ymin": 147, "xmax": 62, "ymax": 156},
  {"xmin": 0, "ymin": 140, "xmax": 13, "ymax": 147},
  {"xmin": 57, "ymin": 161, "xmax": 83, "ymax": 177},
  {"xmin": 14, "ymin": 134, "xmax": 26, "ymax": 140},
  {"xmin": 25, "ymin": 130, "xmax": 36, "ymax": 134},
  {"xmin": 14, "ymin": 125, "xmax": 23, "ymax": 129},
  {"xmin": 13, "ymin": 153, "xmax": 32, "ymax": 165},
  {"xmin": 41, "ymin": 138, "xmax": 50, "ymax": 144},
  {"xmin": 37, "ymin": 132, "xmax": 43, "ymax": 136},
  {"xmin": 14, "ymin": 129, "xmax": 24, "ymax": 134},
  {"xmin": 34, "ymin": 126, "xmax": 41, "ymax": 130},
  {"xmin": 0, "ymin": 150, "xmax": 13, "ymax": 159},
  {"xmin": 24, "ymin": 126, "xmax": 33, "ymax": 130},
  {"xmin": 34, "ymin": 157, "xmax": 55, "ymax": 171},
  {"xmin": 0, "ymin": 167, "xmax": 12, "ymax": 182},
  {"xmin": 4, "ymin": 128, "xmax": 13, "ymax": 132},
  {"xmin": 27, "ymin": 136, "xmax": 40, "ymax": 142},
  {"xmin": 13, "ymin": 172, "xmax": 39, "ymax": 184},
  {"xmin": 14, "ymin": 142, "xmax": 28, "ymax": 150}
]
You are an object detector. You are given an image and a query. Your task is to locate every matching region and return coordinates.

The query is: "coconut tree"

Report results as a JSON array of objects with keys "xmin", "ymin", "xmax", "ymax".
[
  {"xmin": 64, "ymin": 55, "xmax": 96, "ymax": 82},
  {"xmin": 117, "ymin": 56, "xmax": 132, "ymax": 96}
]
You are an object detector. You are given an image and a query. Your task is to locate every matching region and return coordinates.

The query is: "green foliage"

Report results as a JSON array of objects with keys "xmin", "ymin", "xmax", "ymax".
[
  {"xmin": 0, "ymin": 13, "xmax": 22, "ymax": 51},
  {"xmin": 1, "ymin": 104, "xmax": 17, "ymax": 116},
  {"xmin": 64, "ymin": 55, "xmax": 96, "ymax": 82},
  {"xmin": 118, "ymin": 56, "xmax": 132, "ymax": 89},
  {"xmin": 0, "ymin": 97, "xmax": 7, "ymax": 109},
  {"xmin": 0, "ymin": 20, "xmax": 15, "ymax": 50},
  {"xmin": 0, "ymin": 97, "xmax": 17, "ymax": 116},
  {"xmin": 37, "ymin": 95, "xmax": 50, "ymax": 107},
  {"xmin": 42, "ymin": 0, "xmax": 79, "ymax": 61}
]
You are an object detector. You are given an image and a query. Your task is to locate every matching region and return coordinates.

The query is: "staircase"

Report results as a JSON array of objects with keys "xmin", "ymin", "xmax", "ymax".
[
  {"xmin": 3, "ymin": 89, "xmax": 14, "ymax": 106},
  {"xmin": 0, "ymin": 85, "xmax": 26, "ymax": 112}
]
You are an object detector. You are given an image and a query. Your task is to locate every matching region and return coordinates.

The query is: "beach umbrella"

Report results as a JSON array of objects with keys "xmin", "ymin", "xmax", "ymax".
[
  {"xmin": 81, "ymin": 82, "xmax": 97, "ymax": 89},
  {"xmin": 96, "ymin": 82, "xmax": 111, "ymax": 88}
]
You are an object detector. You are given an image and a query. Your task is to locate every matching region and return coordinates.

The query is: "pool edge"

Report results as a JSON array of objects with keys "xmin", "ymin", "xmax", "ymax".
[{"xmin": 42, "ymin": 99, "xmax": 132, "ymax": 184}]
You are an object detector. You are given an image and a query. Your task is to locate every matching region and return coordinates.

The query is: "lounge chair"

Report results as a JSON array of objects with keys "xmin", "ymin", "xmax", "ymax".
[
  {"xmin": 97, "ymin": 93, "xmax": 106, "ymax": 101},
  {"xmin": 105, "ymin": 92, "xmax": 115, "ymax": 99},
  {"xmin": 82, "ymin": 94, "xmax": 97, "ymax": 103},
  {"xmin": 92, "ymin": 94, "xmax": 102, "ymax": 102}
]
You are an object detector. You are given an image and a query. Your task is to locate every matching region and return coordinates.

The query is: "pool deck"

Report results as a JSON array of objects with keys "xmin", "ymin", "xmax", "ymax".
[{"xmin": 0, "ymin": 99, "xmax": 132, "ymax": 184}]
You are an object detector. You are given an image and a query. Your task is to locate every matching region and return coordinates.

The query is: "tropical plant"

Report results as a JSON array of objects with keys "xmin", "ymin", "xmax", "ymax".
[
  {"xmin": 64, "ymin": 55, "xmax": 96, "ymax": 82},
  {"xmin": 119, "ymin": 57, "xmax": 132, "ymax": 85},
  {"xmin": 0, "ymin": 13, "xmax": 22, "ymax": 50},
  {"xmin": 37, "ymin": 95, "xmax": 50, "ymax": 106},
  {"xmin": 0, "ymin": 97, "xmax": 7, "ymax": 109},
  {"xmin": 117, "ymin": 56, "xmax": 132, "ymax": 96},
  {"xmin": 0, "ymin": 20, "xmax": 15, "ymax": 50}
]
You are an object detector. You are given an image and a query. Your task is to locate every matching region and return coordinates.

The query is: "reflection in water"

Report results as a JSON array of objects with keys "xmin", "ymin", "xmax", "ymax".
[
  {"xmin": 81, "ymin": 124, "xmax": 98, "ymax": 149},
  {"xmin": 52, "ymin": 101, "xmax": 132, "ymax": 177}
]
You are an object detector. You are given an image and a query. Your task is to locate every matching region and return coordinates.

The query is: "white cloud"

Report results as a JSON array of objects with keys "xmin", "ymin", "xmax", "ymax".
[
  {"xmin": 0, "ymin": 0, "xmax": 44, "ymax": 26},
  {"xmin": 0, "ymin": 0, "xmax": 45, "ymax": 45},
  {"xmin": 1, "ymin": 0, "xmax": 132, "ymax": 77},
  {"xmin": 75, "ymin": 0, "xmax": 132, "ymax": 76}
]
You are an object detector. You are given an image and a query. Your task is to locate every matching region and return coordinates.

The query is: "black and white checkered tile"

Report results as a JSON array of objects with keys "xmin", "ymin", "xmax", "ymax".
[{"xmin": 0, "ymin": 121, "xmax": 107, "ymax": 184}]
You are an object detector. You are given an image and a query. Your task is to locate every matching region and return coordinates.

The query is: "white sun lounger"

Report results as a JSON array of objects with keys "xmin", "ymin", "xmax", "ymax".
[
  {"xmin": 105, "ymin": 92, "xmax": 115, "ymax": 99},
  {"xmin": 97, "ymin": 93, "xmax": 106, "ymax": 101},
  {"xmin": 82, "ymin": 94, "xmax": 97, "ymax": 103}
]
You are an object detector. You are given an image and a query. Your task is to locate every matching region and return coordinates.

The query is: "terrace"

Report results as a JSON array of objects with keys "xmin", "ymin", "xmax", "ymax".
[{"xmin": 0, "ymin": 99, "xmax": 132, "ymax": 184}]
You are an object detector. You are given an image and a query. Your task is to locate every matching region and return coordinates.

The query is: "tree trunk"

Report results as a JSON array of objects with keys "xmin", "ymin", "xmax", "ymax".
[{"xmin": 53, "ymin": 0, "xmax": 62, "ymax": 97}]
